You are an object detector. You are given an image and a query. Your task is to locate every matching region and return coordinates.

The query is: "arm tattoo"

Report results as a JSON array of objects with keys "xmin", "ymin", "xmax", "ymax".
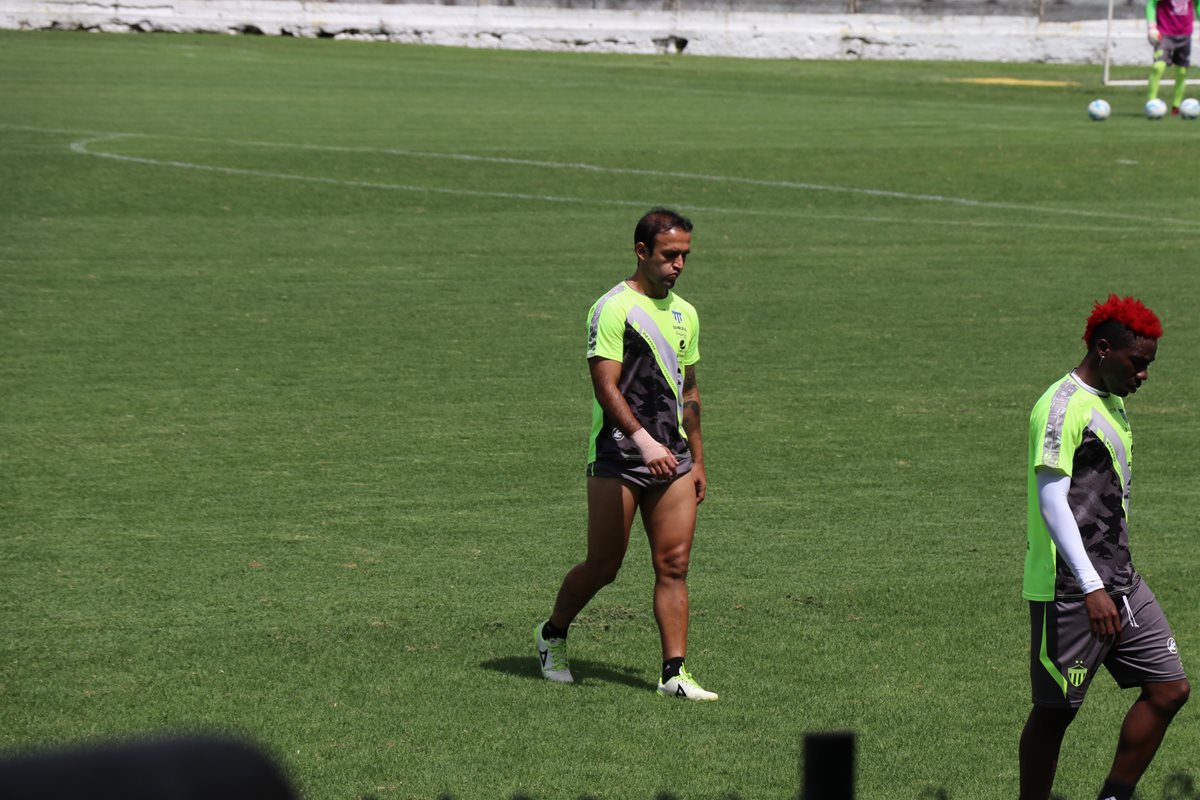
[{"xmin": 682, "ymin": 365, "xmax": 697, "ymax": 394}]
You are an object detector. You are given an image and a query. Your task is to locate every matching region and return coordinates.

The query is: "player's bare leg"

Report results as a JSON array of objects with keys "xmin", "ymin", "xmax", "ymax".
[
  {"xmin": 1103, "ymin": 679, "xmax": 1190, "ymax": 789},
  {"xmin": 548, "ymin": 477, "xmax": 639, "ymax": 630},
  {"xmin": 642, "ymin": 474, "xmax": 697, "ymax": 659},
  {"xmin": 1019, "ymin": 705, "xmax": 1077, "ymax": 800},
  {"xmin": 642, "ymin": 474, "xmax": 714, "ymax": 700}
]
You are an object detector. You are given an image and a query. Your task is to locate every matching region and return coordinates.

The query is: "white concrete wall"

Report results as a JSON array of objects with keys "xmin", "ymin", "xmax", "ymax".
[{"xmin": 0, "ymin": 0, "xmax": 1152, "ymax": 65}]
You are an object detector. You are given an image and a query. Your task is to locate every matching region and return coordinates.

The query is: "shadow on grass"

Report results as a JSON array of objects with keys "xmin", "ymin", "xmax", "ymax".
[{"xmin": 480, "ymin": 656, "xmax": 652, "ymax": 692}]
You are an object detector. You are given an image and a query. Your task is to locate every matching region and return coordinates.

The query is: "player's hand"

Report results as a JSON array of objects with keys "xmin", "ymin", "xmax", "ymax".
[
  {"xmin": 692, "ymin": 463, "xmax": 707, "ymax": 505},
  {"xmin": 1149, "ymin": 26, "xmax": 1161, "ymax": 45},
  {"xmin": 1084, "ymin": 589, "xmax": 1122, "ymax": 642},
  {"xmin": 631, "ymin": 428, "xmax": 678, "ymax": 478},
  {"xmin": 646, "ymin": 454, "xmax": 678, "ymax": 478}
]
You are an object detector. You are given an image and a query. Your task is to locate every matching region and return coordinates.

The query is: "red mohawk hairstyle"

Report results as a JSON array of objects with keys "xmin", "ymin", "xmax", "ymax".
[{"xmin": 1083, "ymin": 294, "xmax": 1163, "ymax": 346}]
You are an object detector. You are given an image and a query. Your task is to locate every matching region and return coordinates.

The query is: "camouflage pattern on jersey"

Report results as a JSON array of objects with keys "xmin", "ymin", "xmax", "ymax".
[
  {"xmin": 1060, "ymin": 428, "xmax": 1136, "ymax": 596},
  {"xmin": 1026, "ymin": 373, "xmax": 1137, "ymax": 601},
  {"xmin": 591, "ymin": 325, "xmax": 689, "ymax": 464},
  {"xmin": 586, "ymin": 282, "xmax": 698, "ymax": 468}
]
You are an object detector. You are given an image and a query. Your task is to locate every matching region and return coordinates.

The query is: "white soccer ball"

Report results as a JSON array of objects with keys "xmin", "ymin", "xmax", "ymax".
[
  {"xmin": 1145, "ymin": 98, "xmax": 1168, "ymax": 120},
  {"xmin": 1087, "ymin": 99, "xmax": 1111, "ymax": 121},
  {"xmin": 1180, "ymin": 98, "xmax": 1200, "ymax": 119}
]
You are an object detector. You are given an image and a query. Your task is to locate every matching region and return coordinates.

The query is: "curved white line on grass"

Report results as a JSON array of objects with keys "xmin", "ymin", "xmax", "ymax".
[
  {"xmin": 224, "ymin": 137, "xmax": 1189, "ymax": 226},
  {"xmin": 69, "ymin": 134, "xmax": 652, "ymax": 207},
  {"xmin": 6, "ymin": 122, "xmax": 1195, "ymax": 227},
  {"xmin": 66, "ymin": 134, "xmax": 1149, "ymax": 232}
]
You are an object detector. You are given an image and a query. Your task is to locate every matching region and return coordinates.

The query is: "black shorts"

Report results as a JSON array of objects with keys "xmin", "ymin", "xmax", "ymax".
[
  {"xmin": 1029, "ymin": 578, "xmax": 1186, "ymax": 708},
  {"xmin": 1156, "ymin": 35, "xmax": 1192, "ymax": 67},
  {"xmin": 587, "ymin": 455, "xmax": 692, "ymax": 489}
]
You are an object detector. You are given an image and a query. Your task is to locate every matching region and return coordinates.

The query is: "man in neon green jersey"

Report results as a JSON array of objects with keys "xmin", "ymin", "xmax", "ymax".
[
  {"xmin": 1019, "ymin": 295, "xmax": 1189, "ymax": 800},
  {"xmin": 1146, "ymin": 0, "xmax": 1200, "ymax": 115},
  {"xmin": 535, "ymin": 208, "xmax": 716, "ymax": 701}
]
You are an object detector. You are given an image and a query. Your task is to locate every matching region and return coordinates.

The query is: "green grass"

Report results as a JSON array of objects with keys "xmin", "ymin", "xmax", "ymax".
[{"xmin": 2, "ymin": 29, "xmax": 1198, "ymax": 800}]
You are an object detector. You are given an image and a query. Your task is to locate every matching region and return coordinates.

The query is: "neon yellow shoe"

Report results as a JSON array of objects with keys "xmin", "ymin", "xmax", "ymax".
[
  {"xmin": 657, "ymin": 665, "xmax": 717, "ymax": 701},
  {"xmin": 534, "ymin": 623, "xmax": 573, "ymax": 683}
]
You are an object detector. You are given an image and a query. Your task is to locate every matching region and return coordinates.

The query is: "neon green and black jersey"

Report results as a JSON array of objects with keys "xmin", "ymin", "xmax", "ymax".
[
  {"xmin": 586, "ymin": 282, "xmax": 699, "ymax": 465},
  {"xmin": 1024, "ymin": 373, "xmax": 1136, "ymax": 601}
]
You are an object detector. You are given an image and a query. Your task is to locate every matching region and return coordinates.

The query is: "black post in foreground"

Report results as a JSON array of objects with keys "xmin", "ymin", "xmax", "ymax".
[{"xmin": 800, "ymin": 731, "xmax": 855, "ymax": 800}]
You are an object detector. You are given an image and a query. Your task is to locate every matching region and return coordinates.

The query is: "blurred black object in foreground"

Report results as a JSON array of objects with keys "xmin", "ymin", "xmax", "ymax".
[
  {"xmin": 0, "ymin": 735, "xmax": 297, "ymax": 800},
  {"xmin": 801, "ymin": 731, "xmax": 855, "ymax": 800}
]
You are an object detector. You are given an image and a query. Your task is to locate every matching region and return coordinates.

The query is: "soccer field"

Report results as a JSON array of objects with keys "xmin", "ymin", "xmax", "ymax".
[{"xmin": 1, "ymin": 29, "xmax": 1198, "ymax": 800}]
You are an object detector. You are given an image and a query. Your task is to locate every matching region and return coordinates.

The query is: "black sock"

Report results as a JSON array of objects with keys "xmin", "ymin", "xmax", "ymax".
[
  {"xmin": 1097, "ymin": 779, "xmax": 1135, "ymax": 800},
  {"xmin": 542, "ymin": 620, "xmax": 568, "ymax": 640},
  {"xmin": 662, "ymin": 657, "xmax": 685, "ymax": 682}
]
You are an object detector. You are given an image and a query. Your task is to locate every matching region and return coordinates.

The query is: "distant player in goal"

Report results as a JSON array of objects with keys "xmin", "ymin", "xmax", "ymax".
[{"xmin": 1146, "ymin": 0, "xmax": 1200, "ymax": 114}]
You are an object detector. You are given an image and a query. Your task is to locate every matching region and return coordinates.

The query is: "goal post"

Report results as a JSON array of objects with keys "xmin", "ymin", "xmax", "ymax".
[{"xmin": 1103, "ymin": 0, "xmax": 1200, "ymax": 86}]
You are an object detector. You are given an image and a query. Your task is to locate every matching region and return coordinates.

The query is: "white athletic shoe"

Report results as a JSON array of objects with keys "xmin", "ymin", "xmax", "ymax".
[
  {"xmin": 534, "ymin": 623, "xmax": 573, "ymax": 683},
  {"xmin": 657, "ymin": 666, "xmax": 718, "ymax": 701}
]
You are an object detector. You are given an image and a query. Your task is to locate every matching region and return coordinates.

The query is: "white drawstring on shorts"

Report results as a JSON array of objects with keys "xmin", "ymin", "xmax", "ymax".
[{"xmin": 1122, "ymin": 594, "xmax": 1140, "ymax": 628}]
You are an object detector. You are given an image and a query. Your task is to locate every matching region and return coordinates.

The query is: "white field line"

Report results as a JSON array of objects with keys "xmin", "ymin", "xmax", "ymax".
[
  {"xmin": 206, "ymin": 133, "xmax": 1188, "ymax": 225},
  {"xmin": 67, "ymin": 135, "xmax": 654, "ymax": 208},
  {"xmin": 2, "ymin": 124, "xmax": 1185, "ymax": 229},
  {"xmin": 61, "ymin": 135, "xmax": 1158, "ymax": 231}
]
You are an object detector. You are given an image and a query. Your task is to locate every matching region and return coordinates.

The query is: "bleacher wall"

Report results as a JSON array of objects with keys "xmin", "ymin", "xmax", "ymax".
[{"xmin": 0, "ymin": 0, "xmax": 1154, "ymax": 65}]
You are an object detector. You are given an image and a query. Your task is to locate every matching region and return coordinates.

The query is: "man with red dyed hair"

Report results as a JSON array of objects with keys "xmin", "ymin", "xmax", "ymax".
[{"xmin": 1020, "ymin": 295, "xmax": 1189, "ymax": 800}]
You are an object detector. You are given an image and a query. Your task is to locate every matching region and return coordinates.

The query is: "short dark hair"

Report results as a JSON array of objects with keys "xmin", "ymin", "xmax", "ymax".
[
  {"xmin": 1083, "ymin": 294, "xmax": 1163, "ymax": 349},
  {"xmin": 634, "ymin": 208, "xmax": 693, "ymax": 255}
]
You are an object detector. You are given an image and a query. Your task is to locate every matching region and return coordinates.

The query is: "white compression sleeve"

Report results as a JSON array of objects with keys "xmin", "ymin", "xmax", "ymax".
[{"xmin": 1036, "ymin": 469, "xmax": 1105, "ymax": 594}]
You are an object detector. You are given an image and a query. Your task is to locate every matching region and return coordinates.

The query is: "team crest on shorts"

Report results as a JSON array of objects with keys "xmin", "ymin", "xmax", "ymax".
[
  {"xmin": 1068, "ymin": 660, "xmax": 1088, "ymax": 687},
  {"xmin": 1168, "ymin": 637, "xmax": 1178, "ymax": 654}
]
